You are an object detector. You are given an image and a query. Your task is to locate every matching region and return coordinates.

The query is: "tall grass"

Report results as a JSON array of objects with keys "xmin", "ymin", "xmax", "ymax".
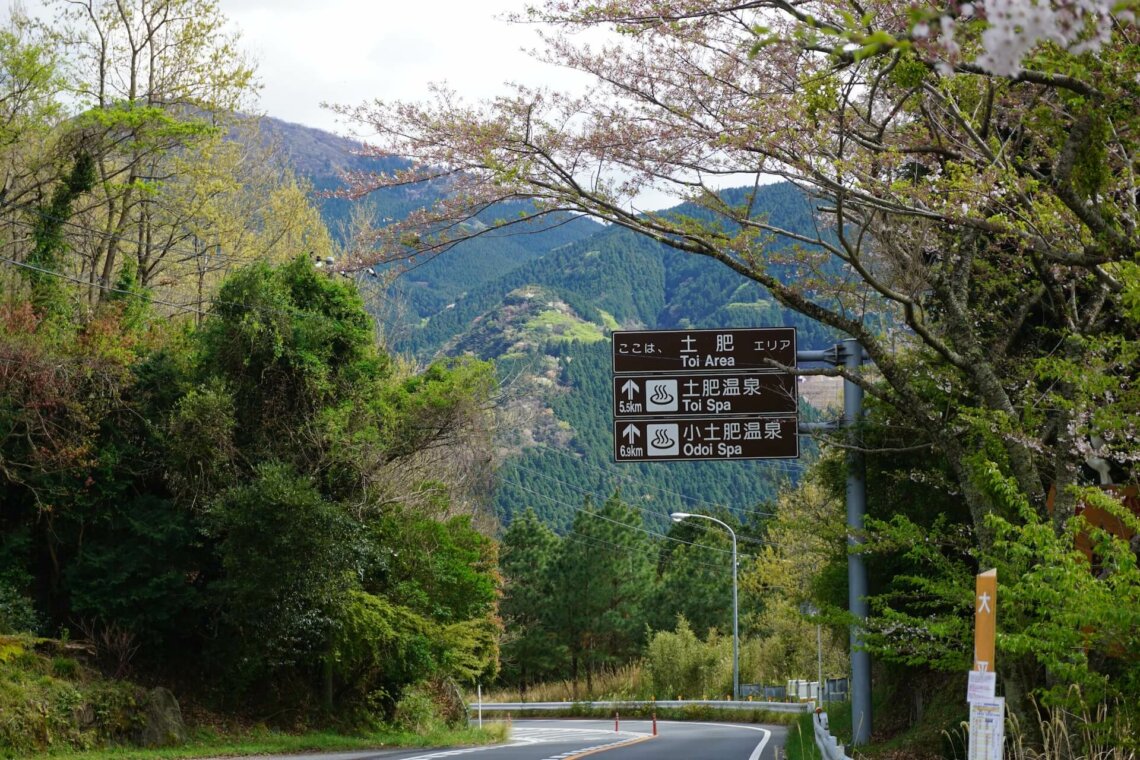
[
  {"xmin": 477, "ymin": 663, "xmax": 650, "ymax": 702},
  {"xmin": 1005, "ymin": 701, "xmax": 1136, "ymax": 760},
  {"xmin": 945, "ymin": 699, "xmax": 1136, "ymax": 760},
  {"xmin": 783, "ymin": 712, "xmax": 823, "ymax": 760}
]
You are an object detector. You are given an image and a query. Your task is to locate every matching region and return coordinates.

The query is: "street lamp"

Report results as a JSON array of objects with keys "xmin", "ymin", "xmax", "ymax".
[
  {"xmin": 671, "ymin": 511, "xmax": 739, "ymax": 701},
  {"xmin": 802, "ymin": 602, "xmax": 824, "ymax": 705}
]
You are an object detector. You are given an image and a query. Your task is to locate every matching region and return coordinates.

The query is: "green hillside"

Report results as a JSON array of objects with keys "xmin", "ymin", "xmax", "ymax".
[
  {"xmin": 290, "ymin": 129, "xmax": 839, "ymax": 530},
  {"xmin": 493, "ymin": 338, "xmax": 817, "ymax": 531},
  {"xmin": 357, "ymin": 184, "xmax": 840, "ymax": 529},
  {"xmin": 389, "ymin": 183, "xmax": 839, "ymax": 358}
]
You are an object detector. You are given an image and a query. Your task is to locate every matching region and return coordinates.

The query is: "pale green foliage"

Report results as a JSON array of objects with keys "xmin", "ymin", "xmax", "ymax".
[
  {"xmin": 740, "ymin": 475, "xmax": 849, "ymax": 685},
  {"xmin": 645, "ymin": 617, "xmax": 731, "ymax": 700},
  {"xmin": 861, "ymin": 512, "xmax": 975, "ymax": 672},
  {"xmin": 742, "ymin": 597, "xmax": 847, "ymax": 687},
  {"xmin": 331, "ymin": 590, "xmax": 431, "ymax": 702},
  {"xmin": 1123, "ymin": 263, "xmax": 1140, "ymax": 324},
  {"xmin": 49, "ymin": 0, "xmax": 255, "ymax": 113},
  {"xmin": 978, "ymin": 462, "xmax": 1140, "ymax": 708},
  {"xmin": 438, "ymin": 617, "xmax": 501, "ymax": 683}
]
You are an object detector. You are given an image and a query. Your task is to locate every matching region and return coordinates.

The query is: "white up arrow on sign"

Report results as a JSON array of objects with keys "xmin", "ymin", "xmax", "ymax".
[
  {"xmin": 623, "ymin": 424, "xmax": 641, "ymax": 444},
  {"xmin": 622, "ymin": 379, "xmax": 639, "ymax": 400}
]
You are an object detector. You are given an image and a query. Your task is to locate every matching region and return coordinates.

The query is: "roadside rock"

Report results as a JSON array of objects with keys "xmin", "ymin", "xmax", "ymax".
[{"xmin": 137, "ymin": 687, "xmax": 186, "ymax": 747}]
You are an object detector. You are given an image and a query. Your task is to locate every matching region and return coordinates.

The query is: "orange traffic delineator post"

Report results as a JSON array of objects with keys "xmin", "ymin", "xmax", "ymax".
[
  {"xmin": 614, "ymin": 711, "xmax": 619, "ymax": 732},
  {"xmin": 652, "ymin": 713, "xmax": 657, "ymax": 736}
]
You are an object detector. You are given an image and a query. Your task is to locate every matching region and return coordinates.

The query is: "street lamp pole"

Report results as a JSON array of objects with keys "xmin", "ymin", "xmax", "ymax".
[{"xmin": 671, "ymin": 511, "xmax": 738, "ymax": 701}]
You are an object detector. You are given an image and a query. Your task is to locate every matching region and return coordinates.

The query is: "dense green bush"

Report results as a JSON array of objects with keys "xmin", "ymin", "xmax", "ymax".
[
  {"xmin": 644, "ymin": 617, "xmax": 731, "ymax": 701},
  {"xmin": 0, "ymin": 584, "xmax": 38, "ymax": 635},
  {"xmin": 1, "ymin": 257, "xmax": 500, "ymax": 723}
]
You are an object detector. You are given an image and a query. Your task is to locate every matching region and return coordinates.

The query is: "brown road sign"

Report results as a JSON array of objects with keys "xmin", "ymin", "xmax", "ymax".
[
  {"xmin": 612, "ymin": 327, "xmax": 796, "ymax": 374},
  {"xmin": 613, "ymin": 373, "xmax": 798, "ymax": 417},
  {"xmin": 613, "ymin": 415, "xmax": 799, "ymax": 462}
]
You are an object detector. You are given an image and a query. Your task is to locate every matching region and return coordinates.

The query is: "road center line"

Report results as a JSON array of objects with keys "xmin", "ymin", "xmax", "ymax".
[{"xmin": 554, "ymin": 734, "xmax": 656, "ymax": 760}]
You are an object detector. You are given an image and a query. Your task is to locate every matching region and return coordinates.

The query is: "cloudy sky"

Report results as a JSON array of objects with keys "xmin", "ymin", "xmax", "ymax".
[
  {"xmin": 224, "ymin": 0, "xmax": 590, "ymax": 133},
  {"xmin": 2, "ymin": 0, "xmax": 584, "ymax": 132},
  {"xmin": 0, "ymin": 0, "xmax": 676, "ymax": 206}
]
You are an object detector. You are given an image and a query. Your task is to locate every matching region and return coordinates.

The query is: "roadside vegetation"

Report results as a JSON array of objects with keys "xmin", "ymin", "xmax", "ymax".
[
  {"xmin": 0, "ymin": 633, "xmax": 506, "ymax": 759},
  {"xmin": 783, "ymin": 712, "xmax": 823, "ymax": 760},
  {"xmin": 2, "ymin": 0, "xmax": 1139, "ymax": 757},
  {"xmin": 348, "ymin": 0, "xmax": 1140, "ymax": 753}
]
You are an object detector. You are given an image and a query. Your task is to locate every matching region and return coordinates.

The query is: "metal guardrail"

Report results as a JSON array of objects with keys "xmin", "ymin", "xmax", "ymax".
[
  {"xmin": 473, "ymin": 699, "xmax": 811, "ymax": 714},
  {"xmin": 813, "ymin": 710, "xmax": 853, "ymax": 760}
]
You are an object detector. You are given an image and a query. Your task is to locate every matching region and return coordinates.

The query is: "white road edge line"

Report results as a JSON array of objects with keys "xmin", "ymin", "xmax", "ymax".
[
  {"xmin": 396, "ymin": 740, "xmax": 538, "ymax": 760},
  {"xmin": 655, "ymin": 720, "xmax": 771, "ymax": 760},
  {"xmin": 398, "ymin": 730, "xmax": 651, "ymax": 760}
]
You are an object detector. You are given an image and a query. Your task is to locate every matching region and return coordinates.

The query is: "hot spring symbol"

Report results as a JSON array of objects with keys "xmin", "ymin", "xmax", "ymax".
[
  {"xmin": 646, "ymin": 424, "xmax": 679, "ymax": 456},
  {"xmin": 646, "ymin": 380, "xmax": 678, "ymax": 412}
]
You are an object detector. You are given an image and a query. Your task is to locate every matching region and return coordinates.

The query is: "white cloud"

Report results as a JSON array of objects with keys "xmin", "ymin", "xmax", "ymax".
[
  {"xmin": 0, "ymin": 0, "xmax": 584, "ymax": 132},
  {"xmin": 0, "ymin": 0, "xmax": 680, "ymax": 208},
  {"xmin": 222, "ymin": 0, "xmax": 587, "ymax": 132}
]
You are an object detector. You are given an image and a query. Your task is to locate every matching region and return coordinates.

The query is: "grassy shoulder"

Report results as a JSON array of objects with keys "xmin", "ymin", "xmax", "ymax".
[
  {"xmin": 0, "ymin": 634, "xmax": 508, "ymax": 760},
  {"xmin": 24, "ymin": 724, "xmax": 509, "ymax": 760},
  {"xmin": 782, "ymin": 711, "xmax": 822, "ymax": 760}
]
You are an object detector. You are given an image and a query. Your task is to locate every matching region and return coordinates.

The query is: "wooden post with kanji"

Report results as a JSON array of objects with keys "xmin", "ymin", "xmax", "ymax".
[
  {"xmin": 974, "ymin": 569, "xmax": 996, "ymax": 674},
  {"xmin": 967, "ymin": 569, "xmax": 1003, "ymax": 760}
]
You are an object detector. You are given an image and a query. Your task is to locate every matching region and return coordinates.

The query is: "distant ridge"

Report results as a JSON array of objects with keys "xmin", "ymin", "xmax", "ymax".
[{"xmin": 266, "ymin": 116, "xmax": 833, "ymax": 527}]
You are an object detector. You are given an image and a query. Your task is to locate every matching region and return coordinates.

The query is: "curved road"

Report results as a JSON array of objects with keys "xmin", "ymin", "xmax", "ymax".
[{"xmin": 246, "ymin": 718, "xmax": 787, "ymax": 760}]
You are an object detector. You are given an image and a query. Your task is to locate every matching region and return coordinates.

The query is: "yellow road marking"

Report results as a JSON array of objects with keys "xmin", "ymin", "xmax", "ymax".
[{"xmin": 563, "ymin": 734, "xmax": 657, "ymax": 758}]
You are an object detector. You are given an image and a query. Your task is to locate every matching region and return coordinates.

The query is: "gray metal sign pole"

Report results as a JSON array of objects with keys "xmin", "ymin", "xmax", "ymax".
[
  {"xmin": 843, "ymin": 339, "xmax": 871, "ymax": 746},
  {"xmin": 797, "ymin": 340, "xmax": 871, "ymax": 746}
]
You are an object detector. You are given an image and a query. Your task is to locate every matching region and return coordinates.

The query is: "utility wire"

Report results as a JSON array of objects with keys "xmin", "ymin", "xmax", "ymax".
[
  {"xmin": 510, "ymin": 461, "xmax": 779, "ymax": 548},
  {"xmin": 520, "ymin": 443, "xmax": 797, "ymax": 520},
  {"xmin": 508, "ymin": 480, "xmax": 766, "ymax": 560},
  {"xmin": 1, "ymin": 256, "xmax": 208, "ymax": 316}
]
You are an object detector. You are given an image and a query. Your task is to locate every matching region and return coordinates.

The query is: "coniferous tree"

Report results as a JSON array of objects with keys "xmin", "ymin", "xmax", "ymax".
[
  {"xmin": 548, "ymin": 492, "xmax": 655, "ymax": 693},
  {"xmin": 498, "ymin": 508, "xmax": 562, "ymax": 693}
]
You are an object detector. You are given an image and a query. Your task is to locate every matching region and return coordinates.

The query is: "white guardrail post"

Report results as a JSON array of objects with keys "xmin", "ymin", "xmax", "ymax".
[{"xmin": 813, "ymin": 710, "xmax": 853, "ymax": 760}]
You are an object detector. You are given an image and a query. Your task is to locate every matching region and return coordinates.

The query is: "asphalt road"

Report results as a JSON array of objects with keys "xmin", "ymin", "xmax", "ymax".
[{"xmin": 238, "ymin": 718, "xmax": 788, "ymax": 760}]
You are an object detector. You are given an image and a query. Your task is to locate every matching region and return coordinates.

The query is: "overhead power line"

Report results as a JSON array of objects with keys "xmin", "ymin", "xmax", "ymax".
[
  {"xmin": 509, "ymin": 461, "xmax": 779, "ymax": 548},
  {"xmin": 507, "ymin": 480, "xmax": 771, "ymax": 560}
]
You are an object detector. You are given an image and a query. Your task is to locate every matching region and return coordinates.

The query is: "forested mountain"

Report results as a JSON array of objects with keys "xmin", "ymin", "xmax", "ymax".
[
  {"xmin": 259, "ymin": 117, "xmax": 605, "ymax": 321},
  {"xmin": 339, "ymin": 182, "xmax": 841, "ymax": 528},
  {"xmin": 249, "ymin": 126, "xmax": 839, "ymax": 528},
  {"xmin": 260, "ymin": 120, "xmax": 840, "ymax": 530},
  {"xmin": 386, "ymin": 204, "xmax": 841, "ymax": 360}
]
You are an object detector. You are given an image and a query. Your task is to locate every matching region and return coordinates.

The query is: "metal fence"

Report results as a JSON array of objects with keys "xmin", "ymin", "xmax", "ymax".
[{"xmin": 740, "ymin": 684, "xmax": 786, "ymax": 700}]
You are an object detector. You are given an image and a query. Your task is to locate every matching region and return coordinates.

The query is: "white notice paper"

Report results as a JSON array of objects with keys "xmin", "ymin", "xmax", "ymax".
[
  {"xmin": 968, "ymin": 697, "xmax": 1005, "ymax": 760},
  {"xmin": 967, "ymin": 670, "xmax": 996, "ymax": 702}
]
